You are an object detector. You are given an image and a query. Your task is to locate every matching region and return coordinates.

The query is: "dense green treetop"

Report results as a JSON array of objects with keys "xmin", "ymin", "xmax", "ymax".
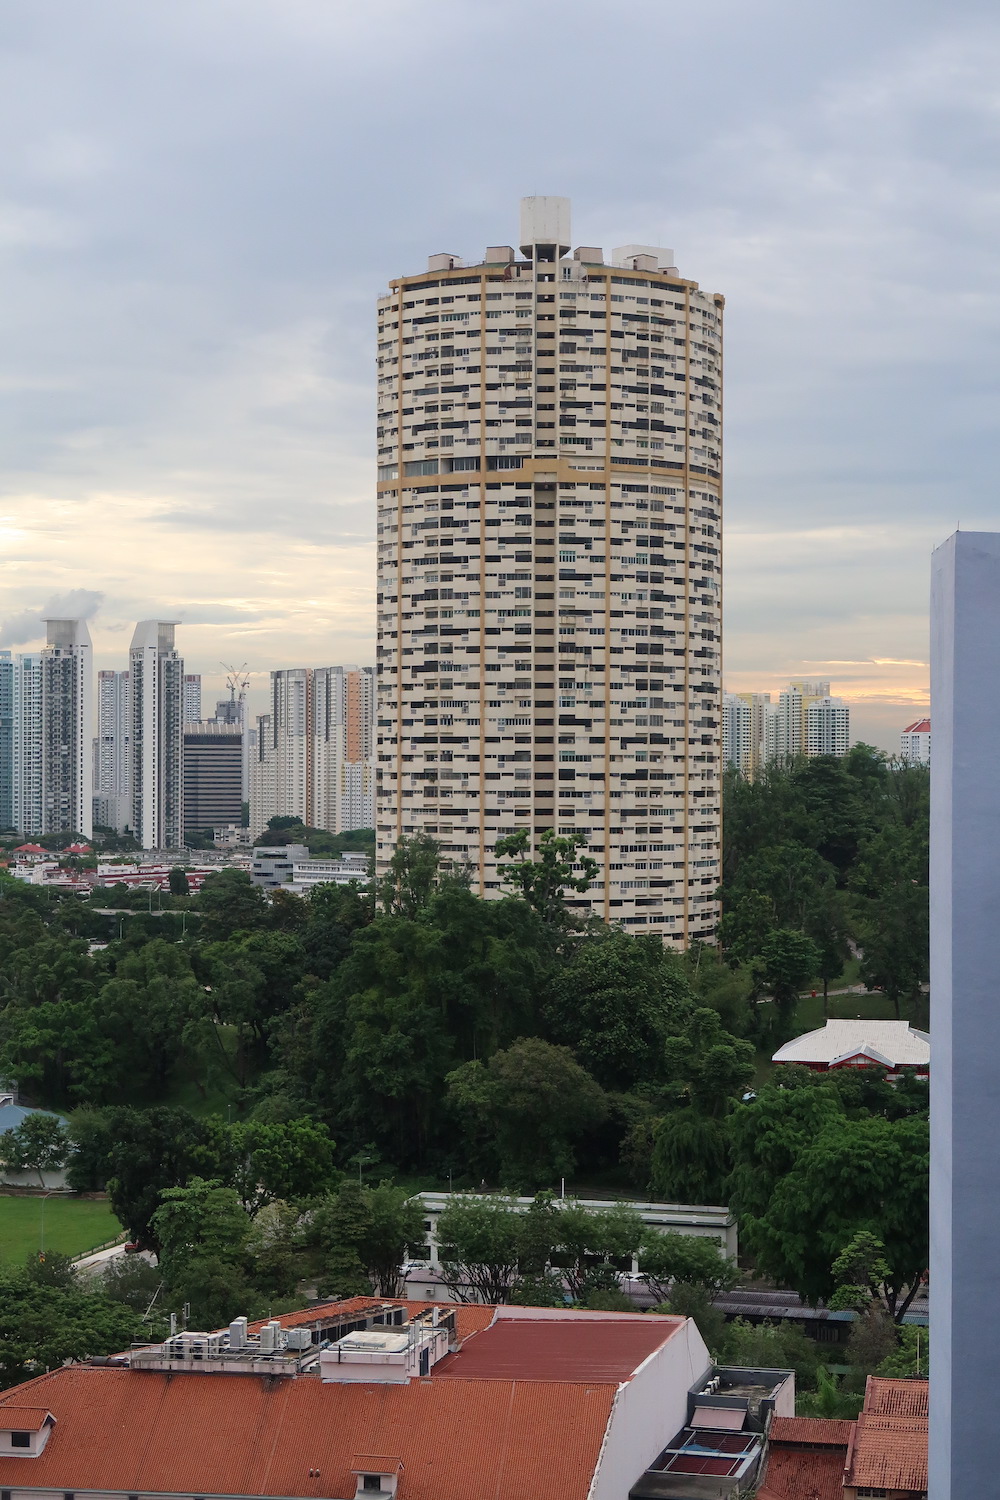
[{"xmin": 0, "ymin": 1262, "xmax": 141, "ymax": 1390}]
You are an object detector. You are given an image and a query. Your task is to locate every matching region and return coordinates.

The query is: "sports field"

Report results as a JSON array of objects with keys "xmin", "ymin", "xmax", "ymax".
[{"xmin": 0, "ymin": 1195, "xmax": 120, "ymax": 1266}]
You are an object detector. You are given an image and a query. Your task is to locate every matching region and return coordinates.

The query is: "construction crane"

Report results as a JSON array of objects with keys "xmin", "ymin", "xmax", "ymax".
[{"xmin": 220, "ymin": 663, "xmax": 251, "ymax": 725}]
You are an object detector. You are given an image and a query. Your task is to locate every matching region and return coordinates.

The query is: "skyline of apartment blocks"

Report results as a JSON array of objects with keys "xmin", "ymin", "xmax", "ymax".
[
  {"xmin": 129, "ymin": 621, "xmax": 185, "ymax": 849},
  {"xmin": 374, "ymin": 197, "xmax": 722, "ymax": 942},
  {"xmin": 250, "ymin": 666, "xmax": 375, "ymax": 836},
  {"xmin": 723, "ymin": 680, "xmax": 851, "ymax": 775},
  {"xmin": 93, "ymin": 668, "xmax": 131, "ymax": 832}
]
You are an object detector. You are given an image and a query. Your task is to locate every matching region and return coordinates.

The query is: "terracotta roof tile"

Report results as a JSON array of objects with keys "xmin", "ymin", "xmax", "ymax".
[
  {"xmin": 844, "ymin": 1378, "xmax": 928, "ymax": 1493},
  {"xmin": 0, "ymin": 1365, "xmax": 617, "ymax": 1500},
  {"xmin": 848, "ymin": 1414, "xmax": 927, "ymax": 1492},
  {"xmin": 0, "ymin": 1406, "xmax": 53, "ymax": 1432},
  {"xmin": 434, "ymin": 1314, "xmax": 681, "ymax": 1383},
  {"xmin": 350, "ymin": 1455, "xmax": 403, "ymax": 1473},
  {"xmin": 254, "ymin": 1296, "xmax": 496, "ymax": 1344},
  {"xmin": 760, "ymin": 1415, "xmax": 852, "ymax": 1500},
  {"xmin": 757, "ymin": 1447, "xmax": 846, "ymax": 1500},
  {"xmin": 768, "ymin": 1416, "xmax": 854, "ymax": 1447},
  {"xmin": 862, "ymin": 1374, "xmax": 928, "ymax": 1418}
]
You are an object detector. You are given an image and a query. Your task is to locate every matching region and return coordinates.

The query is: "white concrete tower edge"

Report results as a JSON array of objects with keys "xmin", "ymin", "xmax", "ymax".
[{"xmin": 929, "ymin": 531, "xmax": 1000, "ymax": 1499}]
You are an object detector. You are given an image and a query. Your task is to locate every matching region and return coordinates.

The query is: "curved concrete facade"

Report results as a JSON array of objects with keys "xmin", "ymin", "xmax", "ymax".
[{"xmin": 375, "ymin": 199, "xmax": 723, "ymax": 944}]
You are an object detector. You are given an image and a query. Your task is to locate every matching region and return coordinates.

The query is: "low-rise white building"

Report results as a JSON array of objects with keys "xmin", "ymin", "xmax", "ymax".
[
  {"xmin": 288, "ymin": 852, "xmax": 371, "ymax": 892},
  {"xmin": 404, "ymin": 1191, "xmax": 737, "ymax": 1303},
  {"xmin": 251, "ymin": 846, "xmax": 371, "ymax": 891},
  {"xmin": 772, "ymin": 1018, "xmax": 929, "ymax": 1080}
]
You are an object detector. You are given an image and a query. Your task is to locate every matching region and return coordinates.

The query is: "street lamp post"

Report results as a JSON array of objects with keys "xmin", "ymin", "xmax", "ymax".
[{"xmin": 39, "ymin": 1191, "xmax": 52, "ymax": 1258}]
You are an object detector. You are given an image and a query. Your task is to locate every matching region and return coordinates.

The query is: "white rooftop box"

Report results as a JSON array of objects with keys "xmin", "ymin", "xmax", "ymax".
[
  {"xmin": 613, "ymin": 243, "xmax": 675, "ymax": 270},
  {"xmin": 520, "ymin": 196, "xmax": 571, "ymax": 257}
]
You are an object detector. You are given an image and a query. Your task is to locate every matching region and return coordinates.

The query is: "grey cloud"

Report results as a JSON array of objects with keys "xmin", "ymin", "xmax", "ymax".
[
  {"xmin": 0, "ymin": 608, "xmax": 47, "ymax": 647},
  {"xmin": 0, "ymin": 586, "xmax": 103, "ymax": 645}
]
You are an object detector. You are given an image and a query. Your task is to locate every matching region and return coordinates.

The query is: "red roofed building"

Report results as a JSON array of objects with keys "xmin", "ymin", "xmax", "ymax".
[
  {"xmin": 0, "ymin": 1299, "xmax": 758, "ymax": 1500},
  {"xmin": 843, "ymin": 1376, "xmax": 927, "ymax": 1500},
  {"xmin": 900, "ymin": 719, "xmax": 930, "ymax": 765},
  {"xmin": 757, "ymin": 1416, "xmax": 853, "ymax": 1500},
  {"xmin": 757, "ymin": 1376, "xmax": 927, "ymax": 1500}
]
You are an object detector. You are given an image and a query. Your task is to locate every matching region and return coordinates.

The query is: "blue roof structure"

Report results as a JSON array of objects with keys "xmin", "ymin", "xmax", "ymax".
[{"xmin": 0, "ymin": 1103, "xmax": 68, "ymax": 1132}]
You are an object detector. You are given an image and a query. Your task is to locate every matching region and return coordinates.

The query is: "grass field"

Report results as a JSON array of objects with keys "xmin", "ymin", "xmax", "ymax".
[{"xmin": 0, "ymin": 1195, "xmax": 120, "ymax": 1266}]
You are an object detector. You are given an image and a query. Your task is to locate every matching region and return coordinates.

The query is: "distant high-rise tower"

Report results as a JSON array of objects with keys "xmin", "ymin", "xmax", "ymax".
[
  {"xmin": 11, "ymin": 653, "xmax": 43, "ymax": 837},
  {"xmin": 183, "ymin": 674, "xmax": 202, "ymax": 725},
  {"xmin": 183, "ymin": 722, "xmax": 243, "ymax": 835},
  {"xmin": 39, "ymin": 618, "xmax": 93, "ymax": 838},
  {"xmin": 8, "ymin": 623, "xmax": 93, "ymax": 838},
  {"xmin": 375, "ymin": 197, "xmax": 723, "ymax": 942},
  {"xmin": 129, "ymin": 621, "xmax": 184, "ymax": 849},
  {"xmin": 722, "ymin": 692, "xmax": 770, "ymax": 779},
  {"xmin": 805, "ymin": 695, "xmax": 850, "ymax": 757},
  {"xmin": 762, "ymin": 680, "xmax": 852, "ymax": 762},
  {"xmin": 312, "ymin": 666, "xmax": 375, "ymax": 833},
  {"xmin": 250, "ymin": 711, "xmax": 276, "ymax": 838},
  {"xmin": 249, "ymin": 666, "xmax": 375, "ymax": 837},
  {"xmin": 0, "ymin": 651, "xmax": 13, "ymax": 832},
  {"xmin": 94, "ymin": 669, "xmax": 131, "ymax": 833}
]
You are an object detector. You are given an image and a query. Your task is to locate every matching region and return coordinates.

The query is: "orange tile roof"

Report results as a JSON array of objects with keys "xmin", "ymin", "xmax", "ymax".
[
  {"xmin": 757, "ymin": 1447, "xmax": 846, "ymax": 1500},
  {"xmin": 0, "ymin": 1363, "xmax": 618, "ymax": 1500},
  {"xmin": 351, "ymin": 1455, "xmax": 403, "ymax": 1473},
  {"xmin": 848, "ymin": 1415, "xmax": 927, "ymax": 1493},
  {"xmin": 761, "ymin": 1415, "xmax": 852, "ymax": 1500},
  {"xmin": 434, "ymin": 1314, "xmax": 681, "ymax": 1383},
  {"xmin": 845, "ymin": 1377, "xmax": 928, "ymax": 1494},
  {"xmin": 862, "ymin": 1374, "xmax": 928, "ymax": 1418},
  {"xmin": 768, "ymin": 1416, "xmax": 854, "ymax": 1447},
  {"xmin": 253, "ymin": 1296, "xmax": 497, "ymax": 1344},
  {"xmin": 0, "ymin": 1407, "xmax": 52, "ymax": 1432}
]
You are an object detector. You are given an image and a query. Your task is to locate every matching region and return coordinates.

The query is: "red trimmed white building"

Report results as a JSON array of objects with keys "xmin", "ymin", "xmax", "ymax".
[
  {"xmin": 772, "ymin": 1019, "xmax": 929, "ymax": 1080},
  {"xmin": 900, "ymin": 717, "xmax": 930, "ymax": 764}
]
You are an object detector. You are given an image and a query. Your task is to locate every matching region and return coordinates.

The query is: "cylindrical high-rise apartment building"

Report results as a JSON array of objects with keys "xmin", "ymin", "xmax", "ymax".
[{"xmin": 375, "ymin": 198, "xmax": 722, "ymax": 943}]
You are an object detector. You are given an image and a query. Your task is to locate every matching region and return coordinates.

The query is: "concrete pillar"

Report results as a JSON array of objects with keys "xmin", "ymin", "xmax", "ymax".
[{"xmin": 930, "ymin": 531, "xmax": 1000, "ymax": 1498}]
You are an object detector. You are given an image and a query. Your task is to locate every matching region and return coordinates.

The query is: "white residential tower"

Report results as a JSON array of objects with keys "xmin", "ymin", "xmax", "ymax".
[
  {"xmin": 375, "ymin": 197, "xmax": 723, "ymax": 942},
  {"xmin": 129, "ymin": 621, "xmax": 185, "ymax": 849}
]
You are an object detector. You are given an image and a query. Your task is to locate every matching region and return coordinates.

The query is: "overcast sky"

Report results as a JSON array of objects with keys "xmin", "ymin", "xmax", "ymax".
[{"xmin": 2, "ymin": 0, "xmax": 999, "ymax": 747}]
